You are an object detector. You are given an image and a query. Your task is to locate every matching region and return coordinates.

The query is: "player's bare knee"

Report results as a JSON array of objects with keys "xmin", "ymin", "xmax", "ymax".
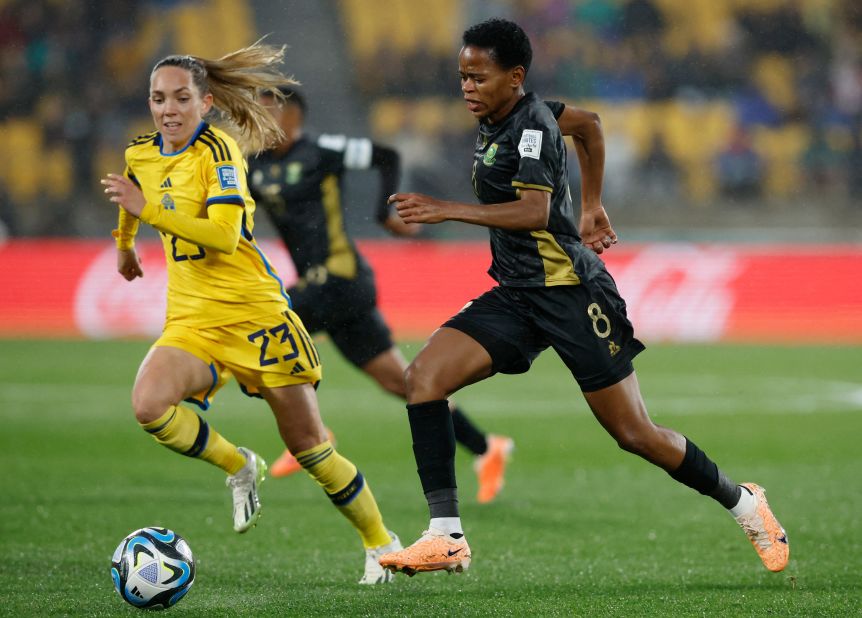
[
  {"xmin": 614, "ymin": 423, "xmax": 665, "ymax": 461},
  {"xmin": 131, "ymin": 387, "xmax": 176, "ymax": 424},
  {"xmin": 614, "ymin": 427, "xmax": 651, "ymax": 457},
  {"xmin": 404, "ymin": 358, "xmax": 444, "ymax": 403}
]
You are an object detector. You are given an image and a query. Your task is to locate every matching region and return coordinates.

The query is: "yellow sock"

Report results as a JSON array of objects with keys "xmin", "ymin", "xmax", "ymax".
[
  {"xmin": 295, "ymin": 440, "xmax": 390, "ymax": 548},
  {"xmin": 141, "ymin": 405, "xmax": 246, "ymax": 475}
]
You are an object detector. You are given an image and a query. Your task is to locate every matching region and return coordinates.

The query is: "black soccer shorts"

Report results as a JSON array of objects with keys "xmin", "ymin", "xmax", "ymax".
[
  {"xmin": 289, "ymin": 271, "xmax": 394, "ymax": 368},
  {"xmin": 443, "ymin": 267, "xmax": 645, "ymax": 392}
]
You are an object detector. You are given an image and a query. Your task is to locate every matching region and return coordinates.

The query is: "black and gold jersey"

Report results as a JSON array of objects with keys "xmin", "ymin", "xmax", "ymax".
[
  {"xmin": 472, "ymin": 93, "xmax": 585, "ymax": 288},
  {"xmin": 248, "ymin": 134, "xmax": 396, "ymax": 282}
]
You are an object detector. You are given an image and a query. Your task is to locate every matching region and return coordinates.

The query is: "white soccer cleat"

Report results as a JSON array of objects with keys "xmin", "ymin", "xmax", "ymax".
[
  {"xmin": 359, "ymin": 531, "xmax": 402, "ymax": 585},
  {"xmin": 226, "ymin": 447, "xmax": 267, "ymax": 533}
]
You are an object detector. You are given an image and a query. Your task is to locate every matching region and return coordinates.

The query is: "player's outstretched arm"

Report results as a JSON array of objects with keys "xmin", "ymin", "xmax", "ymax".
[
  {"xmin": 102, "ymin": 173, "xmax": 243, "ymax": 254},
  {"xmin": 369, "ymin": 143, "xmax": 422, "ymax": 238},
  {"xmin": 389, "ymin": 189, "xmax": 549, "ymax": 231},
  {"xmin": 553, "ymin": 105, "xmax": 617, "ymax": 254}
]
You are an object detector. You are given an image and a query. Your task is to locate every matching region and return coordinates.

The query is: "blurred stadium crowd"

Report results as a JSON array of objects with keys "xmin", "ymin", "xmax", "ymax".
[{"xmin": 0, "ymin": 0, "xmax": 860, "ymax": 239}]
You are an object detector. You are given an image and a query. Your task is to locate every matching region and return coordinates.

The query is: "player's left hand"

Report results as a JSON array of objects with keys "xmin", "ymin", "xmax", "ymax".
[
  {"xmin": 389, "ymin": 192, "xmax": 450, "ymax": 225},
  {"xmin": 102, "ymin": 173, "xmax": 146, "ymax": 217},
  {"xmin": 579, "ymin": 204, "xmax": 618, "ymax": 255}
]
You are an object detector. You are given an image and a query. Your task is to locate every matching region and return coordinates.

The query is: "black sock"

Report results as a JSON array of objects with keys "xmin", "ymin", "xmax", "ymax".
[
  {"xmin": 425, "ymin": 488, "xmax": 459, "ymax": 519},
  {"xmin": 669, "ymin": 438, "xmax": 741, "ymax": 509},
  {"xmin": 451, "ymin": 405, "xmax": 488, "ymax": 455},
  {"xmin": 407, "ymin": 400, "xmax": 459, "ymax": 517}
]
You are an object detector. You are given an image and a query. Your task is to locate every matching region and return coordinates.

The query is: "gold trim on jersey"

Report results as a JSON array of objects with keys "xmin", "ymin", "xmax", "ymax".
[
  {"xmin": 530, "ymin": 230, "xmax": 580, "ymax": 286},
  {"xmin": 512, "ymin": 181, "xmax": 553, "ymax": 193},
  {"xmin": 321, "ymin": 173, "xmax": 357, "ymax": 279}
]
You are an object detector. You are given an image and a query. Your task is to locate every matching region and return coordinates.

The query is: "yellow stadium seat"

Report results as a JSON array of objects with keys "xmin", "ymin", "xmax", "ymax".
[
  {"xmin": 683, "ymin": 161, "xmax": 718, "ymax": 202},
  {"xmin": 620, "ymin": 101, "xmax": 660, "ymax": 158},
  {"xmin": 370, "ymin": 99, "xmax": 408, "ymax": 139},
  {"xmin": 3, "ymin": 119, "xmax": 43, "ymax": 201},
  {"xmin": 340, "ymin": 0, "xmax": 384, "ymax": 60},
  {"xmin": 43, "ymin": 148, "xmax": 74, "ymax": 200},
  {"xmin": 752, "ymin": 124, "xmax": 811, "ymax": 196},
  {"xmin": 662, "ymin": 101, "xmax": 734, "ymax": 163},
  {"xmin": 411, "ymin": 99, "xmax": 448, "ymax": 136},
  {"xmin": 655, "ymin": 0, "xmax": 733, "ymax": 55},
  {"xmin": 173, "ymin": 0, "xmax": 255, "ymax": 58},
  {"xmin": 753, "ymin": 54, "xmax": 797, "ymax": 112},
  {"xmin": 339, "ymin": 0, "xmax": 458, "ymax": 60},
  {"xmin": 660, "ymin": 102, "xmax": 737, "ymax": 200}
]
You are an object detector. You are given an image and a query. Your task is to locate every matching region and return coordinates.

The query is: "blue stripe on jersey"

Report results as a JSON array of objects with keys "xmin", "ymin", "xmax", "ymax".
[
  {"xmin": 206, "ymin": 195, "xmax": 245, "ymax": 207},
  {"xmin": 243, "ymin": 237, "xmax": 292, "ymax": 308},
  {"xmin": 159, "ymin": 121, "xmax": 207, "ymax": 157},
  {"xmin": 240, "ymin": 211, "xmax": 253, "ymax": 241},
  {"xmin": 183, "ymin": 362, "xmax": 218, "ymax": 411}
]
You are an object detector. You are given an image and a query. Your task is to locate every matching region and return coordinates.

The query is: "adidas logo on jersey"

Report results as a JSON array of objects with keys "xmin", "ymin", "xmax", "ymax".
[
  {"xmin": 160, "ymin": 177, "xmax": 173, "ymax": 189},
  {"xmin": 290, "ymin": 362, "xmax": 306, "ymax": 375}
]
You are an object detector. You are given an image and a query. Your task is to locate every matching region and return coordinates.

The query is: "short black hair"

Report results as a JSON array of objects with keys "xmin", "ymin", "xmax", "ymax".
[
  {"xmin": 462, "ymin": 18, "xmax": 532, "ymax": 74},
  {"xmin": 260, "ymin": 86, "xmax": 306, "ymax": 113}
]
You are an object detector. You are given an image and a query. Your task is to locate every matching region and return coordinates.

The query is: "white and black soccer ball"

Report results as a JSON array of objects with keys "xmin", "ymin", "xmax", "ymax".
[{"xmin": 110, "ymin": 527, "xmax": 195, "ymax": 610}]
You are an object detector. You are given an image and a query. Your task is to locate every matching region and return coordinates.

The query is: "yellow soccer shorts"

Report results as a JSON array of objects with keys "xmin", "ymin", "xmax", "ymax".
[{"xmin": 153, "ymin": 309, "xmax": 322, "ymax": 410}]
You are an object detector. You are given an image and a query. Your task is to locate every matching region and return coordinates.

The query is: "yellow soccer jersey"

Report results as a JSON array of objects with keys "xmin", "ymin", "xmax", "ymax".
[{"xmin": 123, "ymin": 122, "xmax": 289, "ymax": 328}]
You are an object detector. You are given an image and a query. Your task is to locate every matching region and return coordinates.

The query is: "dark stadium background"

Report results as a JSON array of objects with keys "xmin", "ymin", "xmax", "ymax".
[{"xmin": 1, "ymin": 0, "xmax": 860, "ymax": 341}]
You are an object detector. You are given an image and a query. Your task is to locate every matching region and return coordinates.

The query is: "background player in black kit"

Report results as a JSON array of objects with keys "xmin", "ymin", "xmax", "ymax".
[
  {"xmin": 379, "ymin": 18, "xmax": 789, "ymax": 576},
  {"xmin": 248, "ymin": 87, "xmax": 515, "ymax": 503}
]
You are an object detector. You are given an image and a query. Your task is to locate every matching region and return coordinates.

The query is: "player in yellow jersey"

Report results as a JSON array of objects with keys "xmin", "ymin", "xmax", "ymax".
[{"xmin": 101, "ymin": 42, "xmax": 401, "ymax": 584}]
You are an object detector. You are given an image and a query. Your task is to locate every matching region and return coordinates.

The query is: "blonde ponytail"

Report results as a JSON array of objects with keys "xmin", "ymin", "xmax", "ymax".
[{"xmin": 152, "ymin": 40, "xmax": 297, "ymax": 154}]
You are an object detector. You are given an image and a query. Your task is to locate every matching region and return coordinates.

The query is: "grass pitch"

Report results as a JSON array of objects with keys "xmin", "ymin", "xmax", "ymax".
[{"xmin": 1, "ymin": 339, "xmax": 860, "ymax": 616}]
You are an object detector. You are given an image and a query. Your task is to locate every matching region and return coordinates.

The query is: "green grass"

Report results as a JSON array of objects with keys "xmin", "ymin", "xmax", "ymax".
[{"xmin": 1, "ymin": 339, "xmax": 861, "ymax": 616}]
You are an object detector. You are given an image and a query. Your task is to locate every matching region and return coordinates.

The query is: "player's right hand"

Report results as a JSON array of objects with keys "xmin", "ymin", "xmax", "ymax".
[
  {"xmin": 383, "ymin": 211, "xmax": 423, "ymax": 237},
  {"xmin": 388, "ymin": 192, "xmax": 450, "ymax": 225},
  {"xmin": 117, "ymin": 248, "xmax": 144, "ymax": 281}
]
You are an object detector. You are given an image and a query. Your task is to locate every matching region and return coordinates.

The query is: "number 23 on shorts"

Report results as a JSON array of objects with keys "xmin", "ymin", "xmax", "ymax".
[{"xmin": 247, "ymin": 322, "xmax": 301, "ymax": 367}]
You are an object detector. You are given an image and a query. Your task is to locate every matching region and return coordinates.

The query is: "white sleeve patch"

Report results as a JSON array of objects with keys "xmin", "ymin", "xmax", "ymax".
[
  {"xmin": 317, "ymin": 133, "xmax": 347, "ymax": 152},
  {"xmin": 216, "ymin": 165, "xmax": 239, "ymax": 190},
  {"xmin": 344, "ymin": 138, "xmax": 373, "ymax": 169},
  {"xmin": 518, "ymin": 129, "xmax": 542, "ymax": 160}
]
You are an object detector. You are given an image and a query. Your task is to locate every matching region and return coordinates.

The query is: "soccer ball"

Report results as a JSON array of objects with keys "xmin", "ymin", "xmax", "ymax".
[{"xmin": 110, "ymin": 527, "xmax": 195, "ymax": 610}]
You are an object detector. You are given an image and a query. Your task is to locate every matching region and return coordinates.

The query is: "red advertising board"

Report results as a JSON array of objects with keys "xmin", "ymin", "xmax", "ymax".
[{"xmin": 1, "ymin": 239, "xmax": 860, "ymax": 343}]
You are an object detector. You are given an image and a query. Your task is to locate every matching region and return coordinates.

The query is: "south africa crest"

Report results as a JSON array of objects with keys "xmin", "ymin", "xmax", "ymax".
[{"xmin": 483, "ymin": 143, "xmax": 498, "ymax": 167}]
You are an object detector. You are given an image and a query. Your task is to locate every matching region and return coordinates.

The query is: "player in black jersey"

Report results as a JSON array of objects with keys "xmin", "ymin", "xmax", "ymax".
[
  {"xmin": 379, "ymin": 18, "xmax": 789, "ymax": 576},
  {"xmin": 249, "ymin": 87, "xmax": 515, "ymax": 503}
]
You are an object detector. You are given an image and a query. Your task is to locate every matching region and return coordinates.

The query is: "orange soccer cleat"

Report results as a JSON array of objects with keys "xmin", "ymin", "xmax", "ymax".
[
  {"xmin": 378, "ymin": 528, "xmax": 471, "ymax": 576},
  {"xmin": 270, "ymin": 449, "xmax": 302, "ymax": 478},
  {"xmin": 735, "ymin": 483, "xmax": 790, "ymax": 572},
  {"xmin": 271, "ymin": 427, "xmax": 337, "ymax": 478},
  {"xmin": 474, "ymin": 435, "xmax": 514, "ymax": 504}
]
